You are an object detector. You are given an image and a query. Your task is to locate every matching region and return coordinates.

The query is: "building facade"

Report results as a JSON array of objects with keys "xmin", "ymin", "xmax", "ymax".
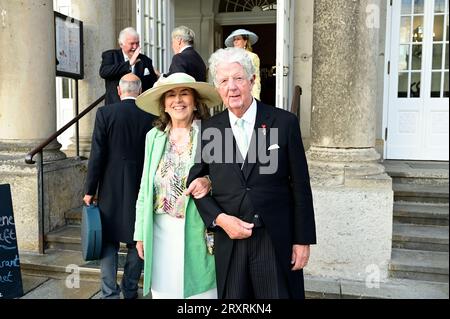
[{"xmin": 0, "ymin": 0, "xmax": 448, "ymax": 284}]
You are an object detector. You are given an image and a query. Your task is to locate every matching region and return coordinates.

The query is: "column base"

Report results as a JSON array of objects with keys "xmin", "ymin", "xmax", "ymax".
[
  {"xmin": 0, "ymin": 139, "xmax": 66, "ymax": 163},
  {"xmin": 307, "ymin": 146, "xmax": 389, "ymax": 187},
  {"xmin": 66, "ymin": 136, "xmax": 92, "ymax": 158},
  {"xmin": 305, "ymin": 146, "xmax": 393, "ymax": 282}
]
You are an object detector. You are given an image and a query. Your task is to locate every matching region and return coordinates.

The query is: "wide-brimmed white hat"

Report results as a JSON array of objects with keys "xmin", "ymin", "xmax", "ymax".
[
  {"xmin": 225, "ymin": 29, "xmax": 259, "ymax": 48},
  {"xmin": 136, "ymin": 73, "xmax": 222, "ymax": 116}
]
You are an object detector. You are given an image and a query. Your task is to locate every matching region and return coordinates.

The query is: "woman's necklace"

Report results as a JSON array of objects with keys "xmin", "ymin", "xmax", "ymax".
[{"xmin": 169, "ymin": 128, "xmax": 193, "ymax": 155}]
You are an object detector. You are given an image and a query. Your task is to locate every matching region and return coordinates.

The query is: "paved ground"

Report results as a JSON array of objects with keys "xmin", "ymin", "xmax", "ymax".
[{"xmin": 18, "ymin": 273, "xmax": 448, "ymax": 299}]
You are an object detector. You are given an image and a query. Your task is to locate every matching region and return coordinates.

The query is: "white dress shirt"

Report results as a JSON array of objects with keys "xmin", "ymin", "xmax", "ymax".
[{"xmin": 228, "ymin": 99, "xmax": 257, "ymax": 159}]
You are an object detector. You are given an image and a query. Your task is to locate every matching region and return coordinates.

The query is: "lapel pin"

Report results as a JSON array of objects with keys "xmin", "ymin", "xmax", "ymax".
[{"xmin": 261, "ymin": 124, "xmax": 267, "ymax": 136}]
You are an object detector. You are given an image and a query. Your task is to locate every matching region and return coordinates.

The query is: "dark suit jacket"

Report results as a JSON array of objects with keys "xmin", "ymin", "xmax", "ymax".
[
  {"xmin": 167, "ymin": 47, "xmax": 207, "ymax": 82},
  {"xmin": 100, "ymin": 49, "xmax": 158, "ymax": 105},
  {"xmin": 188, "ymin": 102, "xmax": 316, "ymax": 299},
  {"xmin": 85, "ymin": 99, "xmax": 157, "ymax": 243}
]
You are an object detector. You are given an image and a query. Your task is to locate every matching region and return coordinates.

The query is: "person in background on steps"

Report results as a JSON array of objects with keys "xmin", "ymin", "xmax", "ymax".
[
  {"xmin": 83, "ymin": 73, "xmax": 157, "ymax": 299},
  {"xmin": 100, "ymin": 27, "xmax": 159, "ymax": 105},
  {"xmin": 225, "ymin": 29, "xmax": 261, "ymax": 101}
]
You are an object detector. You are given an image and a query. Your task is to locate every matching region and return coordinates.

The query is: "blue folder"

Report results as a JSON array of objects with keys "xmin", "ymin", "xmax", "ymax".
[{"xmin": 81, "ymin": 205, "xmax": 102, "ymax": 261}]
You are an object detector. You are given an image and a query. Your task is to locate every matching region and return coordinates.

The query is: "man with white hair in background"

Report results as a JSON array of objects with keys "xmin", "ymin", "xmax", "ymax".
[
  {"xmin": 100, "ymin": 27, "xmax": 159, "ymax": 105},
  {"xmin": 166, "ymin": 26, "xmax": 207, "ymax": 82}
]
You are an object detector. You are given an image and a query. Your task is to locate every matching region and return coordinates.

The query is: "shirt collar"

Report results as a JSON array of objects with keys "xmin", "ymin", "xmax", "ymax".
[
  {"xmin": 179, "ymin": 45, "xmax": 192, "ymax": 53},
  {"xmin": 228, "ymin": 98, "xmax": 257, "ymax": 126},
  {"xmin": 121, "ymin": 97, "xmax": 137, "ymax": 101},
  {"xmin": 122, "ymin": 51, "xmax": 129, "ymax": 62}
]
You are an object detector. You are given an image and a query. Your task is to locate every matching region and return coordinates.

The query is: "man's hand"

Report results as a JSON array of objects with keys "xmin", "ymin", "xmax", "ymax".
[
  {"xmin": 216, "ymin": 213, "xmax": 254, "ymax": 240},
  {"xmin": 136, "ymin": 241, "xmax": 144, "ymax": 260},
  {"xmin": 291, "ymin": 245, "xmax": 310, "ymax": 271},
  {"xmin": 83, "ymin": 194, "xmax": 97, "ymax": 206},
  {"xmin": 129, "ymin": 46, "xmax": 141, "ymax": 66},
  {"xmin": 185, "ymin": 177, "xmax": 211, "ymax": 199}
]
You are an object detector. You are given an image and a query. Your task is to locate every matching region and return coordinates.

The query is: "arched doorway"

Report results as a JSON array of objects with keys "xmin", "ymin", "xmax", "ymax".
[{"xmin": 215, "ymin": 0, "xmax": 277, "ymax": 105}]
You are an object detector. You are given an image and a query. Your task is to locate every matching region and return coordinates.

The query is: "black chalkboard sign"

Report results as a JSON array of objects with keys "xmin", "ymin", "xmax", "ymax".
[{"xmin": 0, "ymin": 184, "xmax": 23, "ymax": 299}]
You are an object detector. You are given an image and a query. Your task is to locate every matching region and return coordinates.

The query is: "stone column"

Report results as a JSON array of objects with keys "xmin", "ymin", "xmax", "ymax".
[
  {"xmin": 306, "ymin": 0, "xmax": 393, "ymax": 282},
  {"xmin": 309, "ymin": 0, "xmax": 385, "ymax": 176},
  {"xmin": 0, "ymin": 0, "xmax": 65, "ymax": 161},
  {"xmin": 69, "ymin": 0, "xmax": 115, "ymax": 157}
]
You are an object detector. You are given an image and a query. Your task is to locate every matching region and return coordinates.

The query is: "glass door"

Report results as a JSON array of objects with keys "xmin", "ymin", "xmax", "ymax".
[{"xmin": 386, "ymin": 0, "xmax": 449, "ymax": 160}]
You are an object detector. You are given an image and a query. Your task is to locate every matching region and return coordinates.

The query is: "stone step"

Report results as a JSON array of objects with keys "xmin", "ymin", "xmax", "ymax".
[
  {"xmin": 394, "ymin": 202, "xmax": 449, "ymax": 226},
  {"xmin": 389, "ymin": 248, "xmax": 449, "ymax": 283},
  {"xmin": 20, "ymin": 249, "xmax": 134, "ymax": 284},
  {"xmin": 384, "ymin": 161, "xmax": 449, "ymax": 185},
  {"xmin": 392, "ymin": 223, "xmax": 449, "ymax": 252},
  {"xmin": 45, "ymin": 225, "xmax": 81, "ymax": 251},
  {"xmin": 393, "ymin": 183, "xmax": 449, "ymax": 204},
  {"xmin": 45, "ymin": 225, "xmax": 128, "ymax": 253},
  {"xmin": 65, "ymin": 207, "xmax": 83, "ymax": 225}
]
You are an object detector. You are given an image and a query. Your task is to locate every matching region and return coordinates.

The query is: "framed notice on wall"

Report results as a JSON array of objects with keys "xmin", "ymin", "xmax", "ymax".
[{"xmin": 54, "ymin": 12, "xmax": 84, "ymax": 79}]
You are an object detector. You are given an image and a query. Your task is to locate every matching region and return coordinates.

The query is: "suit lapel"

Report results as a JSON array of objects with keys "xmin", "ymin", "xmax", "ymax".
[{"xmin": 242, "ymin": 103, "xmax": 274, "ymax": 180}]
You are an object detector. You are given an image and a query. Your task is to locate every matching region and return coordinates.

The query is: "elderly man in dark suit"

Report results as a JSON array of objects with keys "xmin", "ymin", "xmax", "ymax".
[
  {"xmin": 188, "ymin": 47, "xmax": 316, "ymax": 299},
  {"xmin": 83, "ymin": 73, "xmax": 157, "ymax": 299},
  {"xmin": 100, "ymin": 27, "xmax": 158, "ymax": 105},
  {"xmin": 166, "ymin": 26, "xmax": 207, "ymax": 82}
]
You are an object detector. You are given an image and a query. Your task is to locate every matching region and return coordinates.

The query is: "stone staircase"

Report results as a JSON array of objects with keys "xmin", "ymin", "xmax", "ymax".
[
  {"xmin": 21, "ymin": 207, "xmax": 130, "ymax": 285},
  {"xmin": 384, "ymin": 161, "xmax": 449, "ymax": 284}
]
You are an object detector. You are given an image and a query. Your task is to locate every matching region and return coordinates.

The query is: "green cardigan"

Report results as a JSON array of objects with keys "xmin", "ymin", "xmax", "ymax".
[{"xmin": 134, "ymin": 126, "xmax": 216, "ymax": 298}]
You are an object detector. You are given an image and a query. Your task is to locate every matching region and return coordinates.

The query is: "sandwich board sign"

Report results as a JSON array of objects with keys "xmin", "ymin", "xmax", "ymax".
[{"xmin": 0, "ymin": 184, "xmax": 24, "ymax": 299}]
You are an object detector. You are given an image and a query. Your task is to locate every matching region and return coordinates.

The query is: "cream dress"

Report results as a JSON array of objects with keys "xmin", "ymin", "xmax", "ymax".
[{"xmin": 151, "ymin": 133, "xmax": 217, "ymax": 299}]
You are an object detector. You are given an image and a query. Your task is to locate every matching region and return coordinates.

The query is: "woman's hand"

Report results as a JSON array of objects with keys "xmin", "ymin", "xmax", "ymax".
[
  {"xmin": 136, "ymin": 241, "xmax": 144, "ymax": 260},
  {"xmin": 185, "ymin": 176, "xmax": 211, "ymax": 199}
]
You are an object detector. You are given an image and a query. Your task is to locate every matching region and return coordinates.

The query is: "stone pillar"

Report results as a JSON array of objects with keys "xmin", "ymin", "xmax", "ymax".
[
  {"xmin": 306, "ymin": 0, "xmax": 393, "ymax": 282},
  {"xmin": 69, "ymin": 0, "xmax": 115, "ymax": 157},
  {"xmin": 0, "ymin": 0, "xmax": 65, "ymax": 161}
]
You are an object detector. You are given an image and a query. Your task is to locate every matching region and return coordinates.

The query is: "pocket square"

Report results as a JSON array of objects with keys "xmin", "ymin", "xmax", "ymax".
[
  {"xmin": 144, "ymin": 68, "xmax": 150, "ymax": 76},
  {"xmin": 268, "ymin": 144, "xmax": 280, "ymax": 151}
]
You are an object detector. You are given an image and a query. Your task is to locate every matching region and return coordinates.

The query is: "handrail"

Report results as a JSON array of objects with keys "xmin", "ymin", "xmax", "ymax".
[
  {"xmin": 290, "ymin": 85, "xmax": 302, "ymax": 118},
  {"xmin": 25, "ymin": 94, "xmax": 105, "ymax": 164}
]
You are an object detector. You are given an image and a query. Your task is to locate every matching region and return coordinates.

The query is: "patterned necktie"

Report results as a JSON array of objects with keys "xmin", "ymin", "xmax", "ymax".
[{"xmin": 235, "ymin": 118, "xmax": 249, "ymax": 159}]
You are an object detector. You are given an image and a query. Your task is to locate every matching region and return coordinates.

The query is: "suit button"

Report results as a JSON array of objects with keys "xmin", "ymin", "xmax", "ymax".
[
  {"xmin": 246, "ymin": 188, "xmax": 251, "ymax": 191},
  {"xmin": 254, "ymin": 214, "xmax": 259, "ymax": 219}
]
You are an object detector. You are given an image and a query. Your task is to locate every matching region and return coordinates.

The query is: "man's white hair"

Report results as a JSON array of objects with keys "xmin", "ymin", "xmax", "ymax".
[
  {"xmin": 208, "ymin": 47, "xmax": 255, "ymax": 87},
  {"xmin": 118, "ymin": 27, "xmax": 139, "ymax": 45},
  {"xmin": 172, "ymin": 26, "xmax": 195, "ymax": 45}
]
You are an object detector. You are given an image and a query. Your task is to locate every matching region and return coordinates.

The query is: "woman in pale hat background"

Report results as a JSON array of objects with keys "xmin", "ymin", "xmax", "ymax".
[
  {"xmin": 133, "ymin": 72, "xmax": 221, "ymax": 299},
  {"xmin": 225, "ymin": 29, "xmax": 261, "ymax": 100}
]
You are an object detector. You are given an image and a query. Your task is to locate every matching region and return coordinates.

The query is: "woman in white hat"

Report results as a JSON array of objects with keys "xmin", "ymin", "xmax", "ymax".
[
  {"xmin": 133, "ymin": 73, "xmax": 222, "ymax": 299},
  {"xmin": 225, "ymin": 29, "xmax": 261, "ymax": 100}
]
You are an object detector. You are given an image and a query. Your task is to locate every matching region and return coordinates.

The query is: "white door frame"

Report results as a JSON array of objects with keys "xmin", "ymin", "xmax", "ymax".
[
  {"xmin": 383, "ymin": 0, "xmax": 449, "ymax": 160},
  {"xmin": 275, "ymin": 0, "xmax": 294, "ymax": 110}
]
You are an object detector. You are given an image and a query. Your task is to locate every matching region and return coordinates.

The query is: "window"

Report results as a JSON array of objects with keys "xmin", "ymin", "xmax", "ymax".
[
  {"xmin": 137, "ymin": 0, "xmax": 173, "ymax": 73},
  {"xmin": 218, "ymin": 0, "xmax": 277, "ymax": 13}
]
